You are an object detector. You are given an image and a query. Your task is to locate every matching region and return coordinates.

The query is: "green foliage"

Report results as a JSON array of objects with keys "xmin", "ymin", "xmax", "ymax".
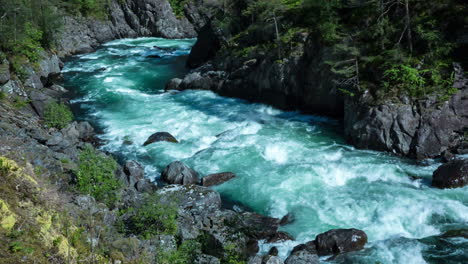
[
  {"xmin": 12, "ymin": 96, "xmax": 31, "ymax": 109},
  {"xmin": 43, "ymin": 102, "xmax": 74, "ymax": 129},
  {"xmin": 0, "ymin": 91, "xmax": 6, "ymax": 101},
  {"xmin": 223, "ymin": 243, "xmax": 245, "ymax": 264},
  {"xmin": 62, "ymin": 0, "xmax": 111, "ymax": 19},
  {"xmin": 9, "ymin": 241, "xmax": 34, "ymax": 254},
  {"xmin": 75, "ymin": 146, "xmax": 121, "ymax": 207},
  {"xmin": 168, "ymin": 0, "xmax": 188, "ymax": 18},
  {"xmin": 383, "ymin": 62, "xmax": 455, "ymax": 98},
  {"xmin": 123, "ymin": 194, "xmax": 178, "ymax": 239},
  {"xmin": 12, "ymin": 23, "xmax": 44, "ymax": 63},
  {"xmin": 156, "ymin": 240, "xmax": 201, "ymax": 264}
]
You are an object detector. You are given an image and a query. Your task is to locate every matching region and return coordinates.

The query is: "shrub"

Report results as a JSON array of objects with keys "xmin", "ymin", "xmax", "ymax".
[
  {"xmin": 124, "ymin": 194, "xmax": 178, "ymax": 239},
  {"xmin": 156, "ymin": 240, "xmax": 201, "ymax": 264},
  {"xmin": 75, "ymin": 146, "xmax": 121, "ymax": 207},
  {"xmin": 43, "ymin": 102, "xmax": 74, "ymax": 129}
]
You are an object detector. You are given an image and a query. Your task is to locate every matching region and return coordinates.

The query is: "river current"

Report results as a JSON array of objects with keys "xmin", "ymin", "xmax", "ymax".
[{"xmin": 63, "ymin": 38, "xmax": 467, "ymax": 264}]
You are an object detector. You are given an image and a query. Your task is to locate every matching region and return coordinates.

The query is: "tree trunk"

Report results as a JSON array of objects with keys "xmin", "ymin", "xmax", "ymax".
[{"xmin": 404, "ymin": 0, "xmax": 413, "ymax": 53}]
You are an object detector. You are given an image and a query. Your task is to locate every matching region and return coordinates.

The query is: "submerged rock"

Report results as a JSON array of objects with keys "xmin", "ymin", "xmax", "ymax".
[
  {"xmin": 202, "ymin": 172, "xmax": 236, "ymax": 187},
  {"xmin": 143, "ymin": 132, "xmax": 178, "ymax": 146},
  {"xmin": 161, "ymin": 161, "xmax": 199, "ymax": 185},
  {"xmin": 432, "ymin": 159, "xmax": 468, "ymax": 189},
  {"xmin": 146, "ymin": 54, "xmax": 162, "ymax": 59},
  {"xmin": 165, "ymin": 78, "xmax": 182, "ymax": 91},
  {"xmin": 314, "ymin": 228, "xmax": 368, "ymax": 256}
]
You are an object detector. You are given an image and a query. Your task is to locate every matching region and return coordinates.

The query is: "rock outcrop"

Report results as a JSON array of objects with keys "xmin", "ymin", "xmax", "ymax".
[
  {"xmin": 161, "ymin": 161, "xmax": 200, "ymax": 185},
  {"xmin": 284, "ymin": 242, "xmax": 320, "ymax": 264},
  {"xmin": 56, "ymin": 0, "xmax": 196, "ymax": 57},
  {"xmin": 314, "ymin": 228, "xmax": 368, "ymax": 256},
  {"xmin": 345, "ymin": 66, "xmax": 468, "ymax": 159},
  {"xmin": 432, "ymin": 159, "xmax": 468, "ymax": 189}
]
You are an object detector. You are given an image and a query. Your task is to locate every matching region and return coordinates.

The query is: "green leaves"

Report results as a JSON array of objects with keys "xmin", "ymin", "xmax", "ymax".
[
  {"xmin": 76, "ymin": 146, "xmax": 121, "ymax": 207},
  {"xmin": 43, "ymin": 102, "xmax": 74, "ymax": 129}
]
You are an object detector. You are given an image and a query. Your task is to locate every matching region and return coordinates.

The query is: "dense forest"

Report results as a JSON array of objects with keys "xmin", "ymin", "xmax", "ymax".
[
  {"xmin": 200, "ymin": 0, "xmax": 467, "ymax": 100},
  {"xmin": 0, "ymin": 0, "xmax": 110, "ymax": 78},
  {"xmin": 1, "ymin": 0, "xmax": 466, "ymax": 101}
]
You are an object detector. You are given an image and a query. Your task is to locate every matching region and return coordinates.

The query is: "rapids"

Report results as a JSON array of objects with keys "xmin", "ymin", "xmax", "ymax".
[{"xmin": 63, "ymin": 38, "xmax": 468, "ymax": 264}]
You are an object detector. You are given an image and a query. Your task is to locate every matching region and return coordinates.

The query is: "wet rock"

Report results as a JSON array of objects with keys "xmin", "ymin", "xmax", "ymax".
[
  {"xmin": 246, "ymin": 239, "xmax": 259, "ymax": 256},
  {"xmin": 239, "ymin": 212, "xmax": 280, "ymax": 240},
  {"xmin": 441, "ymin": 229, "xmax": 468, "ymax": 239},
  {"xmin": 284, "ymin": 241, "xmax": 319, "ymax": 264},
  {"xmin": 432, "ymin": 159, "xmax": 468, "ymax": 189},
  {"xmin": 146, "ymin": 54, "xmax": 162, "ymax": 59},
  {"xmin": 314, "ymin": 228, "xmax": 368, "ymax": 256},
  {"xmin": 202, "ymin": 172, "xmax": 236, "ymax": 187},
  {"xmin": 143, "ymin": 131, "xmax": 178, "ymax": 146},
  {"xmin": 268, "ymin": 247, "xmax": 279, "ymax": 256},
  {"xmin": 280, "ymin": 213, "xmax": 295, "ymax": 226},
  {"xmin": 161, "ymin": 161, "xmax": 199, "ymax": 185},
  {"xmin": 267, "ymin": 231, "xmax": 294, "ymax": 243},
  {"xmin": 165, "ymin": 78, "xmax": 182, "ymax": 91}
]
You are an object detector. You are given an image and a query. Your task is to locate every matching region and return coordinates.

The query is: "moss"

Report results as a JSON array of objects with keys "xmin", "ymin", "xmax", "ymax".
[{"xmin": 0, "ymin": 199, "xmax": 17, "ymax": 231}]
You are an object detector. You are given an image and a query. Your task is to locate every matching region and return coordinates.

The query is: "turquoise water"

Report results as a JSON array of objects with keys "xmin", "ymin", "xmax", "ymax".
[{"xmin": 63, "ymin": 38, "xmax": 468, "ymax": 263}]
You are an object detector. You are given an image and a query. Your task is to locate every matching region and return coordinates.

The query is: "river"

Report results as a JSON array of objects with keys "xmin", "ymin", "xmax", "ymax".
[{"xmin": 63, "ymin": 38, "xmax": 468, "ymax": 264}]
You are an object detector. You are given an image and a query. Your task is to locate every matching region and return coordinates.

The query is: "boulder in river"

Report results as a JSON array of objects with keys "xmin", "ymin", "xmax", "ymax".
[
  {"xmin": 432, "ymin": 159, "xmax": 468, "ymax": 189},
  {"xmin": 146, "ymin": 54, "xmax": 162, "ymax": 59},
  {"xmin": 165, "ymin": 78, "xmax": 182, "ymax": 91},
  {"xmin": 201, "ymin": 172, "xmax": 236, "ymax": 187},
  {"xmin": 267, "ymin": 231, "xmax": 294, "ymax": 243},
  {"xmin": 161, "ymin": 161, "xmax": 199, "ymax": 185},
  {"xmin": 314, "ymin": 228, "xmax": 368, "ymax": 256},
  {"xmin": 143, "ymin": 132, "xmax": 178, "ymax": 146}
]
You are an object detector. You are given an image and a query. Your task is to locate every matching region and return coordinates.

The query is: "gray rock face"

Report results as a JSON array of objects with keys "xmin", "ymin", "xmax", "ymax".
[
  {"xmin": 314, "ymin": 228, "xmax": 368, "ymax": 256},
  {"xmin": 345, "ymin": 82, "xmax": 468, "ymax": 159},
  {"xmin": 432, "ymin": 159, "xmax": 468, "ymax": 189},
  {"xmin": 284, "ymin": 241, "xmax": 319, "ymax": 264},
  {"xmin": 165, "ymin": 78, "xmax": 182, "ymax": 91},
  {"xmin": 1, "ymin": 80, "xmax": 27, "ymax": 97},
  {"xmin": 29, "ymin": 89, "xmax": 58, "ymax": 117},
  {"xmin": 195, "ymin": 254, "xmax": 221, "ymax": 264},
  {"xmin": 124, "ymin": 160, "xmax": 145, "ymax": 186},
  {"xmin": 57, "ymin": 0, "xmax": 196, "ymax": 57},
  {"xmin": 0, "ymin": 61, "xmax": 10, "ymax": 85},
  {"xmin": 202, "ymin": 172, "xmax": 236, "ymax": 187},
  {"xmin": 263, "ymin": 256, "xmax": 284, "ymax": 264},
  {"xmin": 143, "ymin": 132, "xmax": 178, "ymax": 146},
  {"xmin": 161, "ymin": 161, "xmax": 199, "ymax": 185}
]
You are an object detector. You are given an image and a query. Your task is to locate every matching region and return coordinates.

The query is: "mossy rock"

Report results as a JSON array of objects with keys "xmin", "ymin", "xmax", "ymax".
[{"xmin": 0, "ymin": 199, "xmax": 16, "ymax": 231}]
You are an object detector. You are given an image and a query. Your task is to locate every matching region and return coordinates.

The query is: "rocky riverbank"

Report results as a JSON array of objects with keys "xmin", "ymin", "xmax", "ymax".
[{"xmin": 168, "ymin": 1, "xmax": 468, "ymax": 160}]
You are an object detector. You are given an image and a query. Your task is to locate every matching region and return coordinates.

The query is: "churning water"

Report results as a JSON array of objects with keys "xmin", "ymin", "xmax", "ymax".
[{"xmin": 63, "ymin": 38, "xmax": 468, "ymax": 264}]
